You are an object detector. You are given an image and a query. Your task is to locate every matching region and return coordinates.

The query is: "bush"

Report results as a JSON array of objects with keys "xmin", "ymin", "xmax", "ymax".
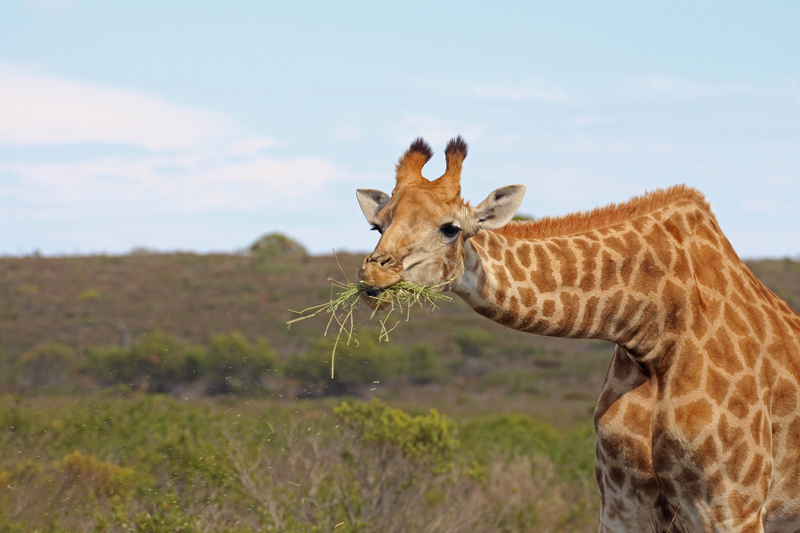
[
  {"xmin": 454, "ymin": 329, "xmax": 494, "ymax": 358},
  {"xmin": 86, "ymin": 331, "xmax": 202, "ymax": 392},
  {"xmin": 54, "ymin": 450, "xmax": 137, "ymax": 499},
  {"xmin": 407, "ymin": 342, "xmax": 443, "ymax": 384},
  {"xmin": 459, "ymin": 414, "xmax": 595, "ymax": 478},
  {"xmin": 13, "ymin": 342, "xmax": 78, "ymax": 390},
  {"xmin": 287, "ymin": 331, "xmax": 404, "ymax": 395},
  {"xmin": 335, "ymin": 398, "xmax": 459, "ymax": 466},
  {"xmin": 85, "ymin": 331, "xmax": 278, "ymax": 394},
  {"xmin": 203, "ymin": 332, "xmax": 278, "ymax": 394},
  {"xmin": 0, "ymin": 396, "xmax": 599, "ymax": 532},
  {"xmin": 248, "ymin": 233, "xmax": 307, "ymax": 257}
]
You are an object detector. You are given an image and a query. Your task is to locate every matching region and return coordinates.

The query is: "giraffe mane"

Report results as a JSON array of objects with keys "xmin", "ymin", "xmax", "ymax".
[{"xmin": 492, "ymin": 184, "xmax": 715, "ymax": 240}]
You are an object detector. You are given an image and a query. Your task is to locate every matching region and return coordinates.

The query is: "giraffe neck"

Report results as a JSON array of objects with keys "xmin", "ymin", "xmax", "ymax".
[{"xmin": 452, "ymin": 202, "xmax": 710, "ymax": 360}]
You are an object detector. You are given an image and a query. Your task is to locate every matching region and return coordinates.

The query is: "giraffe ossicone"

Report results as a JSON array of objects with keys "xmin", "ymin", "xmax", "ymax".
[{"xmin": 356, "ymin": 137, "xmax": 800, "ymax": 533}]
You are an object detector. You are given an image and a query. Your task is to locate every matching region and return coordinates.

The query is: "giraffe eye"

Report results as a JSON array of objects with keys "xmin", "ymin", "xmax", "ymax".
[
  {"xmin": 440, "ymin": 223, "xmax": 461, "ymax": 239},
  {"xmin": 370, "ymin": 225, "xmax": 383, "ymax": 234}
]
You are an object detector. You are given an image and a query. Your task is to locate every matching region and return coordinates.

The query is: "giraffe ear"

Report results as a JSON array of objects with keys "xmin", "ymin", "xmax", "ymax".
[
  {"xmin": 356, "ymin": 189, "xmax": 390, "ymax": 224},
  {"xmin": 472, "ymin": 185, "xmax": 526, "ymax": 232}
]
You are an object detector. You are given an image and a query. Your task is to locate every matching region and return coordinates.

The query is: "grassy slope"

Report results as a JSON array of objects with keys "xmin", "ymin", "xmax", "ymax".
[
  {"xmin": 0, "ymin": 253, "xmax": 798, "ymax": 426},
  {"xmin": 0, "ymin": 252, "xmax": 604, "ymax": 356},
  {"xmin": 5, "ymin": 252, "xmax": 796, "ymax": 357}
]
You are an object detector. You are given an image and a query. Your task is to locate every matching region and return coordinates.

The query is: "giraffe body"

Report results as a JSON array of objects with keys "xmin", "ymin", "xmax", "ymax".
[{"xmin": 356, "ymin": 137, "xmax": 800, "ymax": 532}]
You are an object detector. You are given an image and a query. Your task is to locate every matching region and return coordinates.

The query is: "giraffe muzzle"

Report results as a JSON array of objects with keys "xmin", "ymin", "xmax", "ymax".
[
  {"xmin": 359, "ymin": 252, "xmax": 403, "ymax": 287},
  {"xmin": 358, "ymin": 252, "xmax": 404, "ymax": 309}
]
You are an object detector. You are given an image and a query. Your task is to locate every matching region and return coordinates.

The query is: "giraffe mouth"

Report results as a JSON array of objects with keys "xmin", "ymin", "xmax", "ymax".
[
  {"xmin": 362, "ymin": 285, "xmax": 383, "ymax": 298},
  {"xmin": 358, "ymin": 284, "xmax": 392, "ymax": 311}
]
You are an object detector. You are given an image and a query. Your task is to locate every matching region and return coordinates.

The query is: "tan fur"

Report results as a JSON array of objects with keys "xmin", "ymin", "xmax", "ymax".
[{"xmin": 494, "ymin": 184, "xmax": 715, "ymax": 240}]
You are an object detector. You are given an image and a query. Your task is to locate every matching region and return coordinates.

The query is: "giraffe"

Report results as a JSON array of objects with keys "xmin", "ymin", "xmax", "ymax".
[{"xmin": 355, "ymin": 136, "xmax": 800, "ymax": 532}]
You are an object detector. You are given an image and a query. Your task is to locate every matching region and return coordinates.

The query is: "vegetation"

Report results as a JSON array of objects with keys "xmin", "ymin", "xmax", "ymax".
[
  {"xmin": 287, "ymin": 330, "xmax": 404, "ymax": 395},
  {"xmin": 0, "ymin": 394, "xmax": 599, "ymax": 532},
  {"xmin": 407, "ymin": 342, "xmax": 444, "ymax": 383},
  {"xmin": 454, "ymin": 328, "xmax": 494, "ymax": 358},
  {"xmin": 747, "ymin": 257, "xmax": 800, "ymax": 311},
  {"xmin": 248, "ymin": 233, "xmax": 307, "ymax": 258},
  {"xmin": 83, "ymin": 331, "xmax": 278, "ymax": 395},
  {"xmin": 0, "ymin": 242, "xmax": 797, "ymax": 530}
]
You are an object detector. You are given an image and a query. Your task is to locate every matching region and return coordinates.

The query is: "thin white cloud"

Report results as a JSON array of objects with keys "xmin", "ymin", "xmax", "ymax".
[
  {"xmin": 394, "ymin": 115, "xmax": 483, "ymax": 147},
  {"xmin": 0, "ymin": 62, "xmax": 272, "ymax": 151},
  {"xmin": 0, "ymin": 63, "xmax": 352, "ymax": 225},
  {"xmin": 474, "ymin": 84, "xmax": 568, "ymax": 102},
  {"xmin": 1, "ymin": 152, "xmax": 346, "ymax": 219}
]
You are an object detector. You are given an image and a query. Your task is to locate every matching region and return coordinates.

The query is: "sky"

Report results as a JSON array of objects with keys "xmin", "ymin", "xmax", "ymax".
[{"xmin": 0, "ymin": 0, "xmax": 798, "ymax": 258}]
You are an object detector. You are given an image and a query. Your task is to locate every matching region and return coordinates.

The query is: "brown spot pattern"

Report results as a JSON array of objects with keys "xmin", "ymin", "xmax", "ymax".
[
  {"xmin": 773, "ymin": 378, "xmax": 797, "ymax": 417},
  {"xmin": 548, "ymin": 242, "xmax": 578, "ymax": 287},
  {"xmin": 517, "ymin": 242, "xmax": 531, "ymax": 268},
  {"xmin": 504, "ymin": 249, "xmax": 527, "ymax": 282},
  {"xmin": 577, "ymin": 296, "xmax": 600, "ymax": 335},
  {"xmin": 623, "ymin": 403, "xmax": 651, "ymax": 438},
  {"xmin": 644, "ymin": 224, "xmax": 673, "ymax": 267},
  {"xmin": 662, "ymin": 279, "xmax": 686, "ymax": 333},
  {"xmin": 674, "ymin": 398, "xmax": 712, "ymax": 442},
  {"xmin": 705, "ymin": 367, "xmax": 730, "ymax": 406},
  {"xmin": 671, "ymin": 353, "xmax": 704, "ymax": 398},
  {"xmin": 532, "ymin": 245, "xmax": 557, "ymax": 293},
  {"xmin": 600, "ymin": 251, "xmax": 617, "ymax": 291},
  {"xmin": 486, "ymin": 232, "xmax": 502, "ymax": 261},
  {"xmin": 634, "ymin": 251, "xmax": 665, "ymax": 294},
  {"xmin": 518, "ymin": 287, "xmax": 536, "ymax": 308}
]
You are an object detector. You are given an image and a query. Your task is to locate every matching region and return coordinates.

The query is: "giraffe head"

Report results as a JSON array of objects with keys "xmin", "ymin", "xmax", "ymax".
[{"xmin": 356, "ymin": 136, "xmax": 525, "ymax": 297}]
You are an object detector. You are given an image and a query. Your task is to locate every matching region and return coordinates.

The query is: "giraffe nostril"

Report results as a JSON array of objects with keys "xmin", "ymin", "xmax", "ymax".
[{"xmin": 367, "ymin": 253, "xmax": 395, "ymax": 268}]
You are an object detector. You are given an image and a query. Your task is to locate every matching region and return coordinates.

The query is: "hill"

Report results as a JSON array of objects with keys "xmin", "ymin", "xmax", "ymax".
[{"xmin": 0, "ymin": 243, "xmax": 798, "ymax": 424}]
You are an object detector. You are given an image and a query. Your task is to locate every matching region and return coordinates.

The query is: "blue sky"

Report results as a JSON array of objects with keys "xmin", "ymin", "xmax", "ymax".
[{"xmin": 0, "ymin": 0, "xmax": 798, "ymax": 257}]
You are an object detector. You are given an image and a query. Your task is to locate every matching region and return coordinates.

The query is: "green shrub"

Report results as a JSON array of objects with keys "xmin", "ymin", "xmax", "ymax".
[
  {"xmin": 54, "ymin": 450, "xmax": 137, "ymax": 499},
  {"xmin": 287, "ymin": 331, "xmax": 403, "ymax": 395},
  {"xmin": 86, "ymin": 331, "xmax": 203, "ymax": 392},
  {"xmin": 459, "ymin": 414, "xmax": 595, "ymax": 478},
  {"xmin": 335, "ymin": 398, "xmax": 458, "ymax": 466},
  {"xmin": 203, "ymin": 332, "xmax": 278, "ymax": 394},
  {"xmin": 85, "ymin": 331, "xmax": 278, "ymax": 394},
  {"xmin": 248, "ymin": 233, "xmax": 307, "ymax": 257},
  {"xmin": 407, "ymin": 342, "xmax": 443, "ymax": 384},
  {"xmin": 14, "ymin": 342, "xmax": 78, "ymax": 389},
  {"xmin": 0, "ymin": 395, "xmax": 599, "ymax": 532},
  {"xmin": 247, "ymin": 233, "xmax": 308, "ymax": 273},
  {"xmin": 460, "ymin": 413, "xmax": 561, "ymax": 457},
  {"xmin": 454, "ymin": 328, "xmax": 494, "ymax": 358}
]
